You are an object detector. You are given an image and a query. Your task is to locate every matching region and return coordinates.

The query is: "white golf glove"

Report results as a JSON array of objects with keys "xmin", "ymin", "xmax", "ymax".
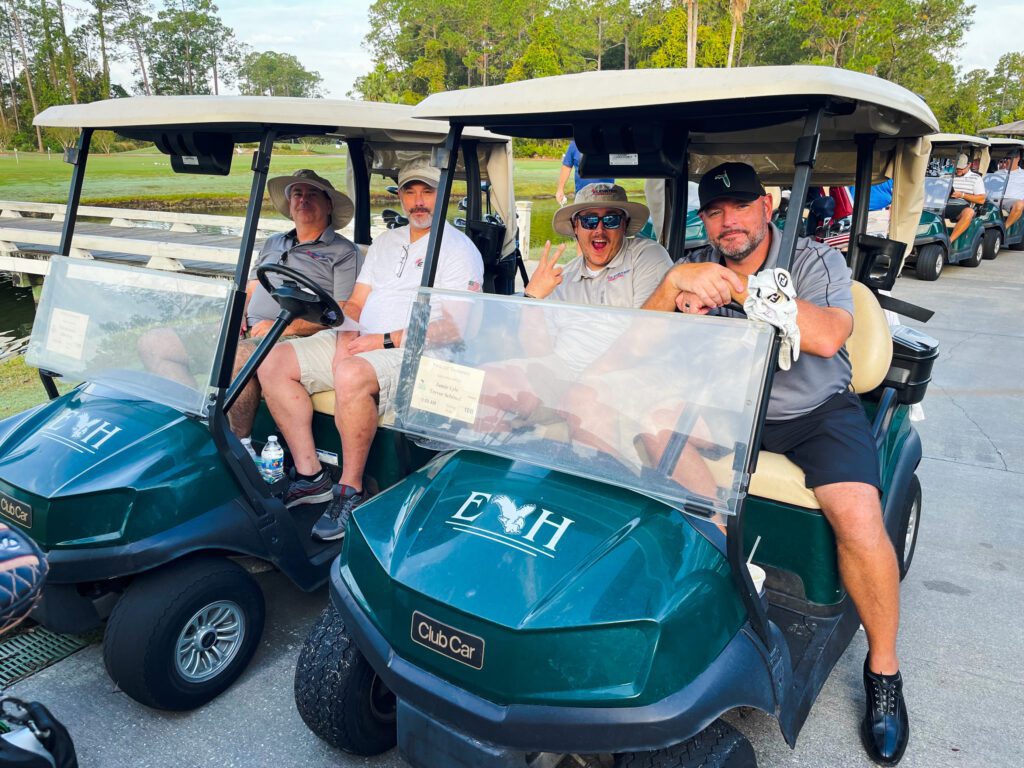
[{"xmin": 745, "ymin": 268, "xmax": 800, "ymax": 370}]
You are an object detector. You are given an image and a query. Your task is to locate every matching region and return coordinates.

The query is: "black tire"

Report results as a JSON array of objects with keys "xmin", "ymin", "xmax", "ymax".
[
  {"xmin": 896, "ymin": 475, "xmax": 922, "ymax": 580},
  {"xmin": 294, "ymin": 605, "xmax": 397, "ymax": 756},
  {"xmin": 982, "ymin": 229, "xmax": 1002, "ymax": 260},
  {"xmin": 914, "ymin": 244, "xmax": 944, "ymax": 281},
  {"xmin": 614, "ymin": 720, "xmax": 757, "ymax": 768},
  {"xmin": 102, "ymin": 556, "xmax": 265, "ymax": 711},
  {"xmin": 961, "ymin": 231, "xmax": 984, "ymax": 268}
]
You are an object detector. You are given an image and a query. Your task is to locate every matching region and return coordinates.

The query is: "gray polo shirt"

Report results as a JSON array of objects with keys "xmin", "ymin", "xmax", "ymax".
[
  {"xmin": 246, "ymin": 228, "xmax": 360, "ymax": 324},
  {"xmin": 553, "ymin": 237, "xmax": 673, "ymax": 308},
  {"xmin": 681, "ymin": 223, "xmax": 854, "ymax": 421},
  {"xmin": 545, "ymin": 237, "xmax": 673, "ymax": 375}
]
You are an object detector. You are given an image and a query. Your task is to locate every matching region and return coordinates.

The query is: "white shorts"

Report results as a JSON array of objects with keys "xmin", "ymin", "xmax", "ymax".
[{"xmin": 286, "ymin": 331, "xmax": 405, "ymax": 415}]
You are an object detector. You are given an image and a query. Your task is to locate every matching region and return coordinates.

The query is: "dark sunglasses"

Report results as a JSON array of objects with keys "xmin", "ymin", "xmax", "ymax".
[{"xmin": 574, "ymin": 212, "xmax": 625, "ymax": 230}]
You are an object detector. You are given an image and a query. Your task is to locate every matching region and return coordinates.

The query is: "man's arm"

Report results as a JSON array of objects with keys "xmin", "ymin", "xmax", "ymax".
[
  {"xmin": 555, "ymin": 165, "xmax": 573, "ymax": 205},
  {"xmin": 642, "ymin": 262, "xmax": 746, "ymax": 312}
]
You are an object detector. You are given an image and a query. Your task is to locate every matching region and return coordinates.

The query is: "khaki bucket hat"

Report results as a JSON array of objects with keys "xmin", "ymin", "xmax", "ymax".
[
  {"xmin": 552, "ymin": 183, "xmax": 650, "ymax": 237},
  {"xmin": 268, "ymin": 169, "xmax": 354, "ymax": 229}
]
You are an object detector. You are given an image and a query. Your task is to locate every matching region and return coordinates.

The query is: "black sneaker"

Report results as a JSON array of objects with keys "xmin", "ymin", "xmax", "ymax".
[
  {"xmin": 862, "ymin": 657, "xmax": 910, "ymax": 765},
  {"xmin": 311, "ymin": 485, "xmax": 365, "ymax": 541},
  {"xmin": 284, "ymin": 470, "xmax": 333, "ymax": 509}
]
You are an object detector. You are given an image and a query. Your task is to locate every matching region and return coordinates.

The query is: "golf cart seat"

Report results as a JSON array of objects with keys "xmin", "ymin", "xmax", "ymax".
[
  {"xmin": 746, "ymin": 282, "xmax": 892, "ymax": 509},
  {"xmin": 310, "ymin": 391, "xmax": 395, "ymax": 428}
]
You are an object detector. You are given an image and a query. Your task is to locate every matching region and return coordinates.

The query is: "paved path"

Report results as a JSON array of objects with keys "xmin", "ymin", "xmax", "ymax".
[{"xmin": 8, "ymin": 254, "xmax": 1024, "ymax": 768}]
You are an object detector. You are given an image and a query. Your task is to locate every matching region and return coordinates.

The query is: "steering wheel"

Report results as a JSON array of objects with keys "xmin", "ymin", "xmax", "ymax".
[{"xmin": 257, "ymin": 263, "xmax": 343, "ymax": 327}]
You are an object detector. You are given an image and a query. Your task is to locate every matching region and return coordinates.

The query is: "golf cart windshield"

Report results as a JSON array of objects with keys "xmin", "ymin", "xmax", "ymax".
[
  {"xmin": 393, "ymin": 290, "xmax": 776, "ymax": 522},
  {"xmin": 26, "ymin": 257, "xmax": 229, "ymax": 416}
]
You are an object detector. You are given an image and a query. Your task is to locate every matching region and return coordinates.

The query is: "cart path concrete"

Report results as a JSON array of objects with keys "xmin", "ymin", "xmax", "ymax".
[{"xmin": 7, "ymin": 256, "xmax": 1023, "ymax": 768}]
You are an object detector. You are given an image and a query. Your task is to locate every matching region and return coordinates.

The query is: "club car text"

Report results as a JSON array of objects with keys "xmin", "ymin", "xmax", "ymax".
[{"xmin": 411, "ymin": 611, "xmax": 485, "ymax": 670}]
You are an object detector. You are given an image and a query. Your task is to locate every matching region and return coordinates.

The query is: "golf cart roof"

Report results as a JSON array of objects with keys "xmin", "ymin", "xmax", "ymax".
[
  {"xmin": 34, "ymin": 95, "xmax": 505, "ymax": 144},
  {"xmin": 413, "ymin": 66, "xmax": 938, "ymax": 140},
  {"xmin": 928, "ymin": 133, "xmax": 990, "ymax": 148},
  {"xmin": 981, "ymin": 120, "xmax": 1024, "ymax": 137},
  {"xmin": 988, "ymin": 138, "xmax": 1024, "ymax": 148}
]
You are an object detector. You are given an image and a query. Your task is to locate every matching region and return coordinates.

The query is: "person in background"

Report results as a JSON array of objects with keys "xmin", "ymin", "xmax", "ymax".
[{"xmin": 555, "ymin": 140, "xmax": 615, "ymax": 205}]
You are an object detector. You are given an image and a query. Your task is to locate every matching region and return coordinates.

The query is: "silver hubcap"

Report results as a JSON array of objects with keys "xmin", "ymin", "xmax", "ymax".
[
  {"xmin": 175, "ymin": 600, "xmax": 245, "ymax": 683},
  {"xmin": 935, "ymin": 252, "xmax": 943, "ymax": 275},
  {"xmin": 904, "ymin": 497, "xmax": 920, "ymax": 564},
  {"xmin": 976, "ymin": 243, "xmax": 984, "ymax": 261}
]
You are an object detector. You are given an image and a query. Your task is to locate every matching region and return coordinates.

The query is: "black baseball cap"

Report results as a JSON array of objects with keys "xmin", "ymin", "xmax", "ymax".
[{"xmin": 698, "ymin": 162, "xmax": 767, "ymax": 211}]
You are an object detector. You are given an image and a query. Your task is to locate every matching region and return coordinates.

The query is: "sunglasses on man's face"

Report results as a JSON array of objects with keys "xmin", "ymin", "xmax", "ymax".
[{"xmin": 574, "ymin": 212, "xmax": 625, "ymax": 230}]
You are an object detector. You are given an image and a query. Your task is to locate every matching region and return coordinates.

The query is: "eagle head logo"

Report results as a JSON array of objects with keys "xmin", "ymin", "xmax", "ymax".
[{"xmin": 491, "ymin": 494, "xmax": 536, "ymax": 536}]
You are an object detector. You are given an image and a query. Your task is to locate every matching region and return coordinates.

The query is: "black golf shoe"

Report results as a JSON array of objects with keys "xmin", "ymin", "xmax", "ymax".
[
  {"xmin": 861, "ymin": 657, "xmax": 909, "ymax": 765},
  {"xmin": 311, "ymin": 485, "xmax": 365, "ymax": 542}
]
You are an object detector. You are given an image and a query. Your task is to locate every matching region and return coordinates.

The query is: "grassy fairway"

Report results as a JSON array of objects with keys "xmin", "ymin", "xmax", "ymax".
[
  {"xmin": 0, "ymin": 355, "xmax": 70, "ymax": 419},
  {"xmin": 0, "ymin": 152, "xmax": 645, "ymax": 205}
]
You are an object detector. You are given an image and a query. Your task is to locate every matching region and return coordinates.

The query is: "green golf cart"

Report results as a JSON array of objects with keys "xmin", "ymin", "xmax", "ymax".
[
  {"xmin": 982, "ymin": 137, "xmax": 1024, "ymax": 253},
  {"xmin": 293, "ymin": 66, "xmax": 937, "ymax": 766},
  {"xmin": 907, "ymin": 133, "xmax": 998, "ymax": 280},
  {"xmin": 0, "ymin": 96, "xmax": 518, "ymax": 710}
]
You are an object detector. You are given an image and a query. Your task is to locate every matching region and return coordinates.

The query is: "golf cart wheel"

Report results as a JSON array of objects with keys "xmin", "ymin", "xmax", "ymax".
[
  {"xmin": 897, "ymin": 475, "xmax": 922, "ymax": 580},
  {"xmin": 914, "ymin": 244, "xmax": 944, "ymax": 281},
  {"xmin": 962, "ymin": 232, "xmax": 984, "ymax": 268},
  {"xmin": 982, "ymin": 229, "xmax": 1001, "ymax": 260},
  {"xmin": 614, "ymin": 720, "xmax": 756, "ymax": 768},
  {"xmin": 294, "ymin": 605, "xmax": 397, "ymax": 756},
  {"xmin": 102, "ymin": 556, "xmax": 265, "ymax": 711}
]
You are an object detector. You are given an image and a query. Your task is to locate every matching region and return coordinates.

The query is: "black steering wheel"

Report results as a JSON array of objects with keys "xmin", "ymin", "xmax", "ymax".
[{"xmin": 256, "ymin": 262, "xmax": 344, "ymax": 327}]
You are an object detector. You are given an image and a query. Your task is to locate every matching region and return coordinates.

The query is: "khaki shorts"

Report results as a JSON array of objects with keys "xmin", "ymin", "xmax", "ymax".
[{"xmin": 285, "ymin": 331, "xmax": 405, "ymax": 415}]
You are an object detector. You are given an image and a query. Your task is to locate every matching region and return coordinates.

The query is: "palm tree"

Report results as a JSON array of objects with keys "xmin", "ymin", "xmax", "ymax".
[{"xmin": 727, "ymin": 0, "xmax": 750, "ymax": 68}]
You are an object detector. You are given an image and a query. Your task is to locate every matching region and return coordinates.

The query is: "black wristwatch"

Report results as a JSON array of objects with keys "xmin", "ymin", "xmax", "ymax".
[{"xmin": 383, "ymin": 332, "xmax": 396, "ymax": 349}]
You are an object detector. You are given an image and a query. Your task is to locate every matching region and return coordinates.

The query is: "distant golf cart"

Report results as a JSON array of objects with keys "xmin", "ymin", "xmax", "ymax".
[
  {"xmin": 982, "ymin": 137, "xmax": 1024, "ymax": 252},
  {"xmin": 907, "ymin": 133, "xmax": 997, "ymax": 280},
  {"xmin": 0, "ymin": 96, "xmax": 518, "ymax": 711},
  {"xmin": 294, "ymin": 67, "xmax": 937, "ymax": 767}
]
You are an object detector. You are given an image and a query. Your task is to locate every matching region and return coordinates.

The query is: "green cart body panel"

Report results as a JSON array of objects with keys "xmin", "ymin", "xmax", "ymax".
[
  {"xmin": 0, "ymin": 383, "xmax": 237, "ymax": 549},
  {"xmin": 339, "ymin": 450, "xmax": 745, "ymax": 709}
]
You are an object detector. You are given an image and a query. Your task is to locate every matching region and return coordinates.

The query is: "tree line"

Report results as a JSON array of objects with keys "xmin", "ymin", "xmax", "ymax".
[
  {"xmin": 0, "ymin": 0, "xmax": 324, "ymax": 152},
  {"xmin": 352, "ymin": 0, "xmax": 1024, "ymax": 138}
]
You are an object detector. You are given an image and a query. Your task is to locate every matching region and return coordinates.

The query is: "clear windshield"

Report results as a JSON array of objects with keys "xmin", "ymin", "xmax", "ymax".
[
  {"xmin": 393, "ymin": 289, "xmax": 776, "ymax": 523},
  {"xmin": 985, "ymin": 169, "xmax": 1008, "ymax": 204},
  {"xmin": 923, "ymin": 175, "xmax": 953, "ymax": 212},
  {"xmin": 26, "ymin": 256, "xmax": 231, "ymax": 416}
]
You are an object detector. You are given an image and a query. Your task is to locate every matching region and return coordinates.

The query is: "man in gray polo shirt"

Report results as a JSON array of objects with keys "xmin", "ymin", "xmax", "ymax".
[{"xmin": 645, "ymin": 162, "xmax": 909, "ymax": 765}]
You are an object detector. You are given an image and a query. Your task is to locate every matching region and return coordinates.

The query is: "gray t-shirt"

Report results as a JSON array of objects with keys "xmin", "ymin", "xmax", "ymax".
[
  {"xmin": 246, "ymin": 228, "xmax": 360, "ymax": 324},
  {"xmin": 681, "ymin": 223, "xmax": 854, "ymax": 420}
]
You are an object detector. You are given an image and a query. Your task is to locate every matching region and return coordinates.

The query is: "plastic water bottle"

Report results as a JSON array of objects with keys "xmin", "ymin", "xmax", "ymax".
[
  {"xmin": 260, "ymin": 435, "xmax": 285, "ymax": 483},
  {"xmin": 241, "ymin": 437, "xmax": 261, "ymax": 470}
]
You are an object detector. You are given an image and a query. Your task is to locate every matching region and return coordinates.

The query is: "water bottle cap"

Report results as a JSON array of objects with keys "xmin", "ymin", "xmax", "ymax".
[
  {"xmin": 267, "ymin": 435, "xmax": 278, "ymax": 443},
  {"xmin": 241, "ymin": 437, "xmax": 251, "ymax": 445}
]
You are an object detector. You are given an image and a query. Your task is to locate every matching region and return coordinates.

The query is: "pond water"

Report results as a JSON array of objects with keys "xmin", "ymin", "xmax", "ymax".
[{"xmin": 0, "ymin": 275, "xmax": 35, "ymax": 340}]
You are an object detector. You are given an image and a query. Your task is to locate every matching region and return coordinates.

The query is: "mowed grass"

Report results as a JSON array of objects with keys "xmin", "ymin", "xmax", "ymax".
[
  {"xmin": 0, "ymin": 355, "xmax": 71, "ymax": 419},
  {"xmin": 0, "ymin": 152, "xmax": 645, "ymax": 205}
]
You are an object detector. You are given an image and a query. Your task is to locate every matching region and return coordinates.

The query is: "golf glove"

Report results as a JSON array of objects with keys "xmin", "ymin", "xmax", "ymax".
[{"xmin": 745, "ymin": 268, "xmax": 800, "ymax": 370}]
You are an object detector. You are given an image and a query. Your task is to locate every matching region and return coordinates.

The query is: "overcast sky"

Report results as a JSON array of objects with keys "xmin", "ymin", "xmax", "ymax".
[{"xmin": 108, "ymin": 0, "xmax": 1023, "ymax": 98}]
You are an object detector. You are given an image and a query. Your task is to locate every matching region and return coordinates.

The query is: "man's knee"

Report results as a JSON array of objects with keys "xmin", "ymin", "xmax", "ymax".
[
  {"xmin": 334, "ymin": 357, "xmax": 379, "ymax": 397},
  {"xmin": 815, "ymin": 482, "xmax": 885, "ymax": 544},
  {"xmin": 960, "ymin": 207, "xmax": 975, "ymax": 222},
  {"xmin": 258, "ymin": 343, "xmax": 299, "ymax": 387}
]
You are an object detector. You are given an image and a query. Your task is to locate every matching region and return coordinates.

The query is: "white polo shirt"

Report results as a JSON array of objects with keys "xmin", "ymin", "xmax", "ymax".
[{"xmin": 356, "ymin": 222, "xmax": 483, "ymax": 333}]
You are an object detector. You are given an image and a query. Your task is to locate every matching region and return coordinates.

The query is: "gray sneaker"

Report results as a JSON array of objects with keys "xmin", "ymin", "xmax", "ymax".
[
  {"xmin": 284, "ymin": 470, "xmax": 333, "ymax": 508},
  {"xmin": 311, "ymin": 485, "xmax": 365, "ymax": 541}
]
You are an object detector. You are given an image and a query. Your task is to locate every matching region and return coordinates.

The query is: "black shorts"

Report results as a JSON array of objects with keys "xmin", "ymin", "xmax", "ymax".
[
  {"xmin": 943, "ymin": 199, "xmax": 971, "ymax": 220},
  {"xmin": 761, "ymin": 390, "xmax": 881, "ymax": 491}
]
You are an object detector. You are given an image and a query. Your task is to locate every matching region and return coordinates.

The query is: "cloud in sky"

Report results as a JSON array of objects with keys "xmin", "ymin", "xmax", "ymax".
[{"xmin": 107, "ymin": 0, "xmax": 1021, "ymax": 97}]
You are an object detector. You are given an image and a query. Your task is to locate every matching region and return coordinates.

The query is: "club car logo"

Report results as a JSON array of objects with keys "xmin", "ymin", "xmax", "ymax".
[
  {"xmin": 411, "ymin": 611, "xmax": 485, "ymax": 670},
  {"xmin": 41, "ymin": 410, "xmax": 122, "ymax": 454},
  {"xmin": 447, "ymin": 492, "xmax": 574, "ymax": 558}
]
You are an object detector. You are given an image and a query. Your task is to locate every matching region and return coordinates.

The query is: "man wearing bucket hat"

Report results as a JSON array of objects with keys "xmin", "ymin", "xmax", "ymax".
[
  {"xmin": 524, "ymin": 182, "xmax": 672, "ymax": 308},
  {"xmin": 259, "ymin": 158, "xmax": 483, "ymax": 541},
  {"xmin": 137, "ymin": 168, "xmax": 360, "ymax": 440},
  {"xmin": 945, "ymin": 153, "xmax": 986, "ymax": 244},
  {"xmin": 645, "ymin": 161, "xmax": 910, "ymax": 765},
  {"xmin": 229, "ymin": 169, "xmax": 360, "ymax": 438}
]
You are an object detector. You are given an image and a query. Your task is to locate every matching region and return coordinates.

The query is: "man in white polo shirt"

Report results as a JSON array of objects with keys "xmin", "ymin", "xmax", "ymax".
[
  {"xmin": 945, "ymin": 153, "xmax": 986, "ymax": 243},
  {"xmin": 258, "ymin": 158, "xmax": 483, "ymax": 541},
  {"xmin": 1000, "ymin": 155, "xmax": 1024, "ymax": 231}
]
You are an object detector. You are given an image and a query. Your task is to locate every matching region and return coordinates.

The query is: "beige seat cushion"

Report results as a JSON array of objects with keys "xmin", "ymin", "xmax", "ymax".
[
  {"xmin": 848, "ymin": 282, "xmax": 893, "ymax": 394},
  {"xmin": 310, "ymin": 390, "xmax": 395, "ymax": 427}
]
